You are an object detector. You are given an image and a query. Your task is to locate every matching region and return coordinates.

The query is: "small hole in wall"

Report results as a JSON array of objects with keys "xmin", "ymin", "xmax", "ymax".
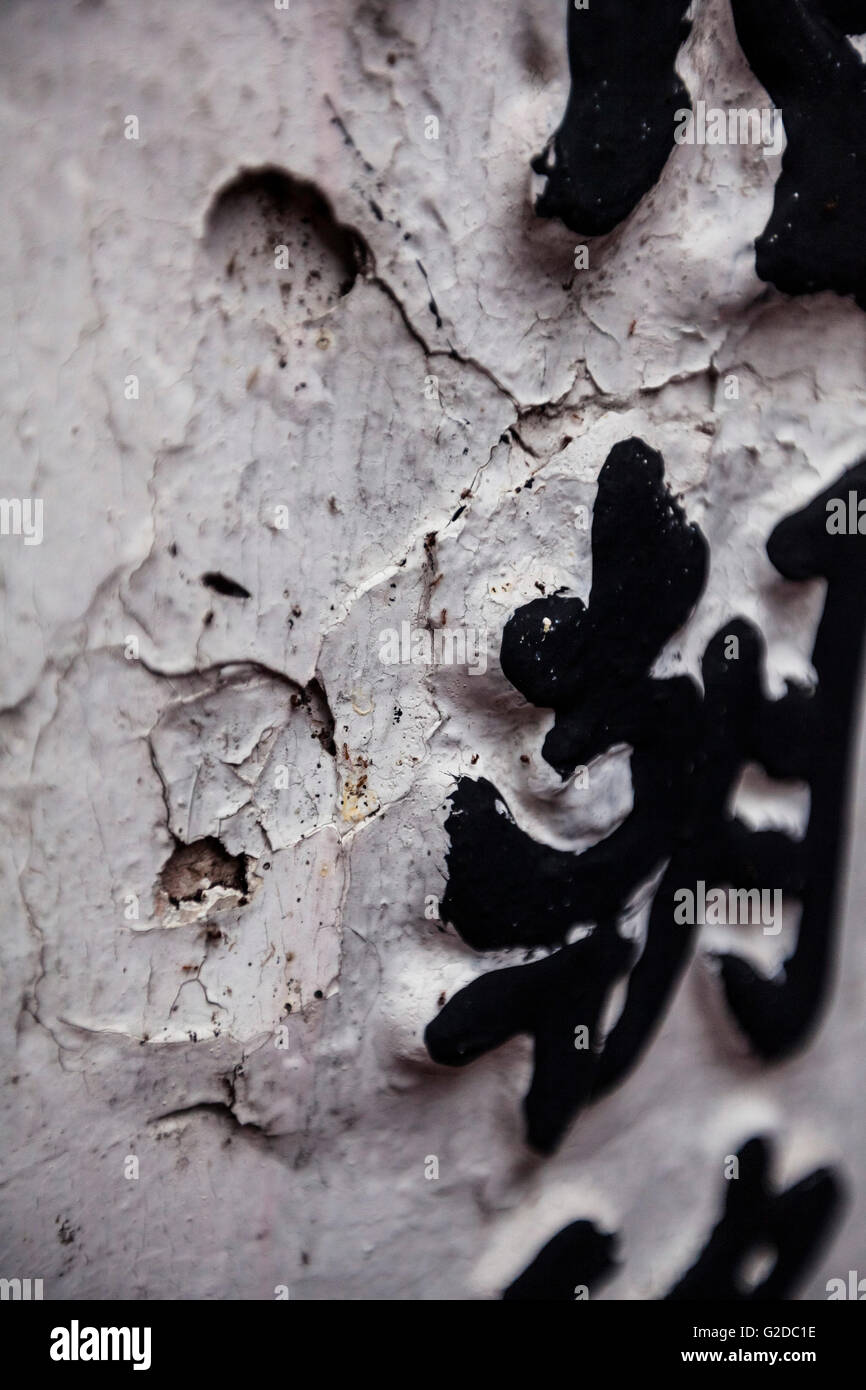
[
  {"xmin": 158, "ymin": 836, "xmax": 250, "ymax": 909},
  {"xmin": 204, "ymin": 165, "xmax": 370, "ymax": 325}
]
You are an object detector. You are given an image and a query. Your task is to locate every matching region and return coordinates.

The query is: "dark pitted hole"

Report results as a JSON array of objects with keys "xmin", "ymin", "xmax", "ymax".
[
  {"xmin": 205, "ymin": 166, "xmax": 369, "ymax": 323},
  {"xmin": 159, "ymin": 836, "xmax": 250, "ymax": 908}
]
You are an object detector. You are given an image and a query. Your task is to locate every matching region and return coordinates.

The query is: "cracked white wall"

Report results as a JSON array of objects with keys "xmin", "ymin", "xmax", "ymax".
[{"xmin": 1, "ymin": 0, "xmax": 865, "ymax": 1299}]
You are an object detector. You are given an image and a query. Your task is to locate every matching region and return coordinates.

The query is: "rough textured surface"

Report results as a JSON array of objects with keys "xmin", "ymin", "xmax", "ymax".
[{"xmin": 2, "ymin": 0, "xmax": 866, "ymax": 1300}]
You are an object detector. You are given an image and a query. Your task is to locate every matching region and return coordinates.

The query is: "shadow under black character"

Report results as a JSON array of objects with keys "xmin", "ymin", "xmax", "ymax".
[
  {"xmin": 503, "ymin": 1136, "xmax": 843, "ymax": 1300},
  {"xmin": 426, "ymin": 439, "xmax": 866, "ymax": 1153},
  {"xmin": 731, "ymin": 0, "xmax": 866, "ymax": 307},
  {"xmin": 532, "ymin": 0, "xmax": 694, "ymax": 236}
]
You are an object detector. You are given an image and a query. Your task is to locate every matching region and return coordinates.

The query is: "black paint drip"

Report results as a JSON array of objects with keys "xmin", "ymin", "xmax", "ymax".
[
  {"xmin": 503, "ymin": 1137, "xmax": 843, "ymax": 1300},
  {"xmin": 427, "ymin": 440, "xmax": 866, "ymax": 1152},
  {"xmin": 732, "ymin": 0, "xmax": 866, "ymax": 307},
  {"xmin": 532, "ymin": 1, "xmax": 693, "ymax": 235}
]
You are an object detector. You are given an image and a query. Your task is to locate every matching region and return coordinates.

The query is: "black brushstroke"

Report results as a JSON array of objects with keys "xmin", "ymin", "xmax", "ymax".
[
  {"xmin": 503, "ymin": 1137, "xmax": 843, "ymax": 1301},
  {"xmin": 427, "ymin": 441, "xmax": 866, "ymax": 1152},
  {"xmin": 503, "ymin": 1221, "xmax": 617, "ymax": 1301},
  {"xmin": 667, "ymin": 1137, "xmax": 843, "ymax": 1300},
  {"xmin": 716, "ymin": 455, "xmax": 866, "ymax": 1056},
  {"xmin": 594, "ymin": 617, "xmax": 810, "ymax": 1098},
  {"xmin": 731, "ymin": 0, "xmax": 866, "ymax": 307},
  {"xmin": 532, "ymin": 1, "xmax": 693, "ymax": 235},
  {"xmin": 500, "ymin": 438, "xmax": 707, "ymax": 777},
  {"xmin": 817, "ymin": 0, "xmax": 866, "ymax": 31},
  {"xmin": 426, "ymin": 929, "xmax": 633, "ymax": 1154},
  {"xmin": 429, "ymin": 440, "xmax": 708, "ymax": 1149}
]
